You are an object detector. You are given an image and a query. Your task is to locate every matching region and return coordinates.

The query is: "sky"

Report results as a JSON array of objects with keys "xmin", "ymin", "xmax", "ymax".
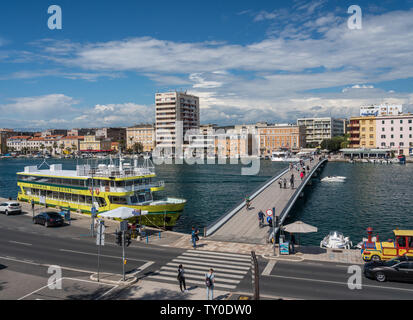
[{"xmin": 1, "ymin": 0, "xmax": 413, "ymax": 130}]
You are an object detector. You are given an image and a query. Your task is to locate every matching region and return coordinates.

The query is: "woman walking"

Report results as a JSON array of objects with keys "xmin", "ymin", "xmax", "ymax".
[
  {"xmin": 205, "ymin": 268, "xmax": 215, "ymax": 300},
  {"xmin": 177, "ymin": 264, "xmax": 187, "ymax": 293}
]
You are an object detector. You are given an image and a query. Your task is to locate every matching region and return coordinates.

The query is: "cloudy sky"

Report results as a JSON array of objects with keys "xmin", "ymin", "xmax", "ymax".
[{"xmin": 1, "ymin": 0, "xmax": 413, "ymax": 130}]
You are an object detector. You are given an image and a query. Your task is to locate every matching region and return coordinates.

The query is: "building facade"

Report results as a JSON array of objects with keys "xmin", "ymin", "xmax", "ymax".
[
  {"xmin": 258, "ymin": 124, "xmax": 306, "ymax": 155},
  {"xmin": 376, "ymin": 114, "xmax": 413, "ymax": 155},
  {"xmin": 126, "ymin": 124, "xmax": 155, "ymax": 152},
  {"xmin": 360, "ymin": 104, "xmax": 402, "ymax": 117},
  {"xmin": 95, "ymin": 127, "xmax": 126, "ymax": 143},
  {"xmin": 155, "ymin": 91, "xmax": 200, "ymax": 152},
  {"xmin": 79, "ymin": 135, "xmax": 112, "ymax": 152},
  {"xmin": 297, "ymin": 117, "xmax": 345, "ymax": 145}
]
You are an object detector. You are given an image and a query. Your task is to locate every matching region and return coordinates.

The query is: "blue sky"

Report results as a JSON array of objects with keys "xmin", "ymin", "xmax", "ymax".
[{"xmin": 1, "ymin": 0, "xmax": 413, "ymax": 129}]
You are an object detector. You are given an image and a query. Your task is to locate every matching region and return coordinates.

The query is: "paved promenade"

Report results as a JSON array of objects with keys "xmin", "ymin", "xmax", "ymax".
[{"xmin": 207, "ymin": 158, "xmax": 322, "ymax": 244}]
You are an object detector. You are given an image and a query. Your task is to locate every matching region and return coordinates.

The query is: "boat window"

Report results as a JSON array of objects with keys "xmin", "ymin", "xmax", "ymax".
[
  {"xmin": 138, "ymin": 194, "xmax": 146, "ymax": 203},
  {"xmin": 64, "ymin": 193, "xmax": 71, "ymax": 201},
  {"xmin": 109, "ymin": 196, "xmax": 128, "ymax": 205},
  {"xmin": 397, "ymin": 236, "xmax": 407, "ymax": 248},
  {"xmin": 97, "ymin": 197, "xmax": 107, "ymax": 207},
  {"xmin": 130, "ymin": 195, "xmax": 138, "ymax": 204},
  {"xmin": 79, "ymin": 195, "xmax": 86, "ymax": 204},
  {"xmin": 86, "ymin": 196, "xmax": 92, "ymax": 204}
]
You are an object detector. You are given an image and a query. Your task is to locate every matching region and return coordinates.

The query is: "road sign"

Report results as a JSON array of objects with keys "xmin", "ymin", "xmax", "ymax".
[
  {"xmin": 120, "ymin": 220, "xmax": 128, "ymax": 231},
  {"xmin": 91, "ymin": 207, "xmax": 97, "ymax": 214},
  {"xmin": 266, "ymin": 209, "xmax": 273, "ymax": 216}
]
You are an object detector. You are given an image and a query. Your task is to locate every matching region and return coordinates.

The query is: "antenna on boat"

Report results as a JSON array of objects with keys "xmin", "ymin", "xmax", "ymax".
[{"xmin": 38, "ymin": 157, "xmax": 50, "ymax": 169}]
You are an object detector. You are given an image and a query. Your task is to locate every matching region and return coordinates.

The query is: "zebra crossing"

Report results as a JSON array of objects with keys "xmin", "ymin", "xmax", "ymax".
[{"xmin": 146, "ymin": 250, "xmax": 251, "ymax": 290}]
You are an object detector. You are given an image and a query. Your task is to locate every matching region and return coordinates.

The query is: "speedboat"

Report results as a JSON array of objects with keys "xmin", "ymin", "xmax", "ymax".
[
  {"xmin": 321, "ymin": 176, "xmax": 346, "ymax": 182},
  {"xmin": 320, "ymin": 231, "xmax": 353, "ymax": 250}
]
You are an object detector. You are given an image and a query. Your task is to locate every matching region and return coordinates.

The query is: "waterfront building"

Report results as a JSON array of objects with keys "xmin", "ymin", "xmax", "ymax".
[
  {"xmin": 41, "ymin": 129, "xmax": 68, "ymax": 137},
  {"xmin": 155, "ymin": 91, "xmax": 200, "ymax": 153},
  {"xmin": 95, "ymin": 127, "xmax": 126, "ymax": 143},
  {"xmin": 297, "ymin": 117, "xmax": 345, "ymax": 146},
  {"xmin": 79, "ymin": 135, "xmax": 112, "ymax": 153},
  {"xmin": 360, "ymin": 104, "xmax": 402, "ymax": 117},
  {"xmin": 6, "ymin": 136, "xmax": 33, "ymax": 152},
  {"xmin": 258, "ymin": 124, "xmax": 306, "ymax": 156},
  {"xmin": 376, "ymin": 114, "xmax": 413, "ymax": 155},
  {"xmin": 68, "ymin": 128, "xmax": 96, "ymax": 136},
  {"xmin": 126, "ymin": 124, "xmax": 155, "ymax": 152},
  {"xmin": 0, "ymin": 129, "xmax": 14, "ymax": 154},
  {"xmin": 60, "ymin": 136, "xmax": 84, "ymax": 154},
  {"xmin": 348, "ymin": 116, "xmax": 377, "ymax": 148}
]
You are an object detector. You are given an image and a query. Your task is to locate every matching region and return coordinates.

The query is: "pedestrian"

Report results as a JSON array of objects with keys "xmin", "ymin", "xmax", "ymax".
[
  {"xmin": 306, "ymin": 165, "xmax": 310, "ymax": 171},
  {"xmin": 283, "ymin": 178, "xmax": 287, "ymax": 189},
  {"xmin": 290, "ymin": 174, "xmax": 294, "ymax": 189},
  {"xmin": 191, "ymin": 227, "xmax": 198, "ymax": 249},
  {"xmin": 290, "ymin": 234, "xmax": 296, "ymax": 253},
  {"xmin": 300, "ymin": 171, "xmax": 304, "ymax": 180},
  {"xmin": 258, "ymin": 210, "xmax": 264, "ymax": 227},
  {"xmin": 177, "ymin": 264, "xmax": 187, "ymax": 293},
  {"xmin": 205, "ymin": 268, "xmax": 215, "ymax": 300},
  {"xmin": 278, "ymin": 180, "xmax": 282, "ymax": 188}
]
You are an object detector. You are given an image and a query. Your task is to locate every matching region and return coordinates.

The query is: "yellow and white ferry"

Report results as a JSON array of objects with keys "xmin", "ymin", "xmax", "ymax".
[{"xmin": 17, "ymin": 157, "xmax": 186, "ymax": 228}]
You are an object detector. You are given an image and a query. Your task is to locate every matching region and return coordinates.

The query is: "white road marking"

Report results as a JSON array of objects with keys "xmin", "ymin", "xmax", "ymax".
[
  {"xmin": 173, "ymin": 255, "xmax": 250, "ymax": 267},
  {"xmin": 186, "ymin": 250, "xmax": 250, "ymax": 259},
  {"xmin": 172, "ymin": 258, "xmax": 250, "ymax": 270},
  {"xmin": 59, "ymin": 249, "xmax": 148, "ymax": 262},
  {"xmin": 9, "ymin": 240, "xmax": 32, "ymax": 246},
  {"xmin": 165, "ymin": 262, "xmax": 248, "ymax": 274},
  {"xmin": 182, "ymin": 252, "xmax": 251, "ymax": 262},
  {"xmin": 262, "ymin": 260, "xmax": 277, "ymax": 276},
  {"xmin": 267, "ymin": 274, "xmax": 413, "ymax": 292},
  {"xmin": 131, "ymin": 261, "xmax": 155, "ymax": 275},
  {"xmin": 148, "ymin": 275, "xmax": 237, "ymax": 289},
  {"xmin": 161, "ymin": 266, "xmax": 244, "ymax": 279}
]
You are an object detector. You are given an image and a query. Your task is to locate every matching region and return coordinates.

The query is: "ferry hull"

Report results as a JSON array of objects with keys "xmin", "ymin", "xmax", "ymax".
[{"xmin": 18, "ymin": 194, "xmax": 186, "ymax": 228}]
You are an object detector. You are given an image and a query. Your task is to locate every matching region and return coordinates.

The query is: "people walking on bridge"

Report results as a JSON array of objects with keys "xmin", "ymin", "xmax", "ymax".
[
  {"xmin": 290, "ymin": 234, "xmax": 296, "ymax": 253},
  {"xmin": 205, "ymin": 268, "xmax": 215, "ymax": 300},
  {"xmin": 245, "ymin": 195, "xmax": 251, "ymax": 210},
  {"xmin": 177, "ymin": 264, "xmax": 187, "ymax": 293},
  {"xmin": 258, "ymin": 210, "xmax": 265, "ymax": 227},
  {"xmin": 283, "ymin": 178, "xmax": 287, "ymax": 188},
  {"xmin": 300, "ymin": 171, "xmax": 304, "ymax": 180},
  {"xmin": 290, "ymin": 174, "xmax": 295, "ymax": 189},
  {"xmin": 278, "ymin": 180, "xmax": 282, "ymax": 189}
]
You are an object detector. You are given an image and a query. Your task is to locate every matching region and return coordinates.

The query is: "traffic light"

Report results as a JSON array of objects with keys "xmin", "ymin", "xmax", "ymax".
[
  {"xmin": 115, "ymin": 231, "xmax": 123, "ymax": 246},
  {"xmin": 125, "ymin": 231, "xmax": 132, "ymax": 247}
]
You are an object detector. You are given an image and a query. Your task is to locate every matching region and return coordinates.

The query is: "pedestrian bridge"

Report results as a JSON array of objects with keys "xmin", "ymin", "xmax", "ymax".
[{"xmin": 205, "ymin": 157, "xmax": 328, "ymax": 244}]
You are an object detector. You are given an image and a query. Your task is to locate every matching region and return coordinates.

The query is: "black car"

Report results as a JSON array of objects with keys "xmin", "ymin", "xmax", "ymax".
[
  {"xmin": 364, "ymin": 256, "xmax": 413, "ymax": 283},
  {"xmin": 33, "ymin": 212, "xmax": 64, "ymax": 227}
]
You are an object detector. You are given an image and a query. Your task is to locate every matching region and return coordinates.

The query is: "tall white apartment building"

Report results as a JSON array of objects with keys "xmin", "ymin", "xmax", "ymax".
[
  {"xmin": 155, "ymin": 91, "xmax": 200, "ymax": 152},
  {"xmin": 297, "ymin": 117, "xmax": 345, "ymax": 145}
]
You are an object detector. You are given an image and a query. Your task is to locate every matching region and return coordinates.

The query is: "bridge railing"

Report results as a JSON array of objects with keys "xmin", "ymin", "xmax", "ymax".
[
  {"xmin": 267, "ymin": 158, "xmax": 327, "ymax": 242},
  {"xmin": 205, "ymin": 166, "xmax": 289, "ymax": 237}
]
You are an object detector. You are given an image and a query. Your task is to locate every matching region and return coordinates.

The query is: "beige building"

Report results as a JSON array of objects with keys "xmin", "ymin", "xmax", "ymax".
[
  {"xmin": 126, "ymin": 124, "xmax": 155, "ymax": 152},
  {"xmin": 79, "ymin": 135, "xmax": 112, "ymax": 152},
  {"xmin": 155, "ymin": 91, "xmax": 200, "ymax": 152},
  {"xmin": 60, "ymin": 136, "xmax": 84, "ymax": 154},
  {"xmin": 258, "ymin": 124, "xmax": 306, "ymax": 155}
]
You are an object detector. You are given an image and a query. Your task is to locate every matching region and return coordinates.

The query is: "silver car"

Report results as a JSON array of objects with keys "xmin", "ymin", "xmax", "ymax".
[{"xmin": 0, "ymin": 202, "xmax": 22, "ymax": 215}]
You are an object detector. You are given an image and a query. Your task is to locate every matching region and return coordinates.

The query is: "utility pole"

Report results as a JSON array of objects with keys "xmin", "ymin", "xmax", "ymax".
[
  {"xmin": 122, "ymin": 230, "xmax": 126, "ymax": 282},
  {"xmin": 96, "ymin": 220, "xmax": 105, "ymax": 282},
  {"xmin": 272, "ymin": 207, "xmax": 277, "ymax": 256},
  {"xmin": 91, "ymin": 170, "xmax": 96, "ymax": 238}
]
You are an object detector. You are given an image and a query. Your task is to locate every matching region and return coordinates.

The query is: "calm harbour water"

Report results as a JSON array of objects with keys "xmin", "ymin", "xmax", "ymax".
[{"xmin": 1, "ymin": 158, "xmax": 412, "ymax": 245}]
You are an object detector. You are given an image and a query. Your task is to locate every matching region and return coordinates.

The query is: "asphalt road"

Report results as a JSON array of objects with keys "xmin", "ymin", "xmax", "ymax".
[{"xmin": 1, "ymin": 212, "xmax": 413, "ymax": 299}]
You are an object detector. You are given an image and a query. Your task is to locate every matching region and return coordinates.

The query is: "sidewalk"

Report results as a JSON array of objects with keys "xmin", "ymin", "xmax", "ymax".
[{"xmin": 113, "ymin": 280, "xmax": 230, "ymax": 300}]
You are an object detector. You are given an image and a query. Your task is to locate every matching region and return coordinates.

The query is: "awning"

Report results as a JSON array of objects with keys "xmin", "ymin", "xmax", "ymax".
[
  {"xmin": 282, "ymin": 221, "xmax": 318, "ymax": 233},
  {"xmin": 98, "ymin": 207, "xmax": 148, "ymax": 220}
]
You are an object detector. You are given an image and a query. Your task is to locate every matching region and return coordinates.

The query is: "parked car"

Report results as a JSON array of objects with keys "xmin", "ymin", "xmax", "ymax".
[
  {"xmin": 0, "ymin": 202, "xmax": 22, "ymax": 215},
  {"xmin": 33, "ymin": 212, "xmax": 64, "ymax": 227},
  {"xmin": 364, "ymin": 256, "xmax": 413, "ymax": 283}
]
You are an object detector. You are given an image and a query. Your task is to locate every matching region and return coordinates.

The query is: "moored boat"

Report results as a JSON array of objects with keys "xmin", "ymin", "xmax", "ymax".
[{"xmin": 16, "ymin": 156, "xmax": 186, "ymax": 228}]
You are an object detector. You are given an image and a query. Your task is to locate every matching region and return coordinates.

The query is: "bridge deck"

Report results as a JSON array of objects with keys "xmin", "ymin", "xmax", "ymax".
[{"xmin": 208, "ymin": 158, "xmax": 324, "ymax": 244}]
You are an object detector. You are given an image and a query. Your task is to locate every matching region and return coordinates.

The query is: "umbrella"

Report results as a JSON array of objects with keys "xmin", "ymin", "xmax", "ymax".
[
  {"xmin": 98, "ymin": 207, "xmax": 147, "ymax": 220},
  {"xmin": 282, "ymin": 221, "xmax": 318, "ymax": 233},
  {"xmin": 282, "ymin": 221, "xmax": 318, "ymax": 254}
]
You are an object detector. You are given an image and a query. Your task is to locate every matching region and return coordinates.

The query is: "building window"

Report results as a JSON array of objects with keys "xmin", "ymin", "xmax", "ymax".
[
  {"xmin": 400, "ymin": 127, "xmax": 403, "ymax": 131},
  {"xmin": 391, "ymin": 127, "xmax": 394, "ymax": 131},
  {"xmin": 400, "ymin": 142, "xmax": 404, "ymax": 146},
  {"xmin": 391, "ymin": 135, "xmax": 394, "ymax": 138},
  {"xmin": 390, "ymin": 142, "xmax": 395, "ymax": 147},
  {"xmin": 400, "ymin": 134, "xmax": 403, "ymax": 138},
  {"xmin": 381, "ymin": 142, "xmax": 386, "ymax": 147},
  {"xmin": 382, "ymin": 120, "xmax": 385, "ymax": 124},
  {"xmin": 400, "ymin": 120, "xmax": 403, "ymax": 124},
  {"xmin": 391, "ymin": 120, "xmax": 394, "ymax": 124},
  {"xmin": 382, "ymin": 128, "xmax": 385, "ymax": 131}
]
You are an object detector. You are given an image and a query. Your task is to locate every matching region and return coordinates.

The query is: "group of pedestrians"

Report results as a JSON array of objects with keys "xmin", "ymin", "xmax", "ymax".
[{"xmin": 177, "ymin": 265, "xmax": 215, "ymax": 300}]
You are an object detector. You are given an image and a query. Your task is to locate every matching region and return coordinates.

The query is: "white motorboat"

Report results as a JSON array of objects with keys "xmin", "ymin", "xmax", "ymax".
[
  {"xmin": 271, "ymin": 151, "xmax": 299, "ymax": 162},
  {"xmin": 320, "ymin": 231, "xmax": 353, "ymax": 250},
  {"xmin": 321, "ymin": 176, "xmax": 347, "ymax": 182}
]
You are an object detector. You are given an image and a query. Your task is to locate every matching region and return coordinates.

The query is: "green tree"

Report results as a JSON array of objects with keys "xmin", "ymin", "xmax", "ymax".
[{"xmin": 132, "ymin": 142, "xmax": 144, "ymax": 153}]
